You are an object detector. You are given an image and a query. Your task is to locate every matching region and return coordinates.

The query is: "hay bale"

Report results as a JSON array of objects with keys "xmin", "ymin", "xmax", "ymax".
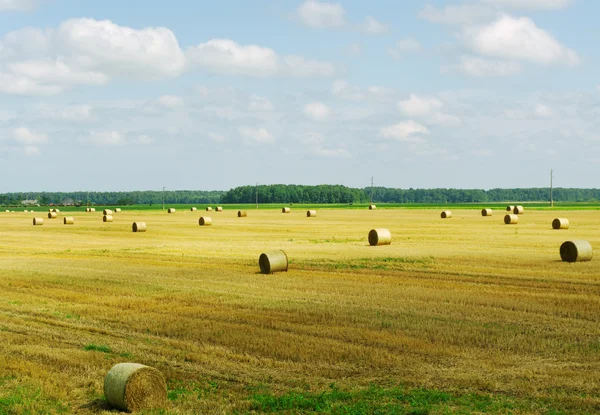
[
  {"xmin": 504, "ymin": 214, "xmax": 518, "ymax": 224},
  {"xmin": 63, "ymin": 217, "xmax": 74, "ymax": 225},
  {"xmin": 216, "ymin": 206, "xmax": 223, "ymax": 212},
  {"xmin": 90, "ymin": 208, "xmax": 96, "ymax": 212},
  {"xmin": 48, "ymin": 212, "xmax": 57, "ymax": 219},
  {"xmin": 199, "ymin": 217, "xmax": 212, "ymax": 226},
  {"xmin": 4, "ymin": 210, "xmax": 9, "ymax": 213},
  {"xmin": 33, "ymin": 218, "xmax": 44, "ymax": 226},
  {"xmin": 23, "ymin": 210, "xmax": 28, "ymax": 213},
  {"xmin": 238, "ymin": 210, "xmax": 247, "ymax": 217},
  {"xmin": 306, "ymin": 210, "xmax": 317, "ymax": 217},
  {"xmin": 103, "ymin": 215, "xmax": 114, "ymax": 223},
  {"xmin": 48, "ymin": 208, "xmax": 53, "ymax": 213},
  {"xmin": 190, "ymin": 207, "xmax": 197, "ymax": 212},
  {"xmin": 206, "ymin": 207, "xmax": 213, "ymax": 211},
  {"xmin": 560, "ymin": 240, "xmax": 592, "ymax": 262},
  {"xmin": 481, "ymin": 209, "xmax": 493, "ymax": 217},
  {"xmin": 282, "ymin": 207, "xmax": 291, "ymax": 213},
  {"xmin": 368, "ymin": 229, "xmax": 391, "ymax": 246},
  {"xmin": 369, "ymin": 204, "xmax": 377, "ymax": 210},
  {"xmin": 506, "ymin": 205, "xmax": 514, "ymax": 212},
  {"xmin": 441, "ymin": 210, "xmax": 452, "ymax": 219},
  {"xmin": 513, "ymin": 205, "xmax": 524, "ymax": 215},
  {"xmin": 114, "ymin": 208, "xmax": 122, "ymax": 213},
  {"xmin": 103, "ymin": 209, "xmax": 113, "ymax": 215},
  {"xmin": 104, "ymin": 363, "xmax": 166, "ymax": 412},
  {"xmin": 168, "ymin": 208, "xmax": 176, "ymax": 213},
  {"xmin": 52, "ymin": 209, "xmax": 60, "ymax": 213},
  {"xmin": 552, "ymin": 218, "xmax": 569, "ymax": 230},
  {"xmin": 132, "ymin": 222, "xmax": 147, "ymax": 232},
  {"xmin": 259, "ymin": 250, "xmax": 288, "ymax": 274}
]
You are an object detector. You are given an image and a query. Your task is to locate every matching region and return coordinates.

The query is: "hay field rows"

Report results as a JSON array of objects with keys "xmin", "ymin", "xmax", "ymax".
[{"xmin": 0, "ymin": 207, "xmax": 599, "ymax": 414}]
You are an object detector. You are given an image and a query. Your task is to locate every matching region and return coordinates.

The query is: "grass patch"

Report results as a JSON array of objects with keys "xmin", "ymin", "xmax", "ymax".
[
  {"xmin": 300, "ymin": 256, "xmax": 435, "ymax": 271},
  {"xmin": 0, "ymin": 377, "xmax": 68, "ymax": 415},
  {"xmin": 83, "ymin": 344, "xmax": 112, "ymax": 354}
]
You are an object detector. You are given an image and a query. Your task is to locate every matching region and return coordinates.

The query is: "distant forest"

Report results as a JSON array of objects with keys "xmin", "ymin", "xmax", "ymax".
[{"xmin": 2, "ymin": 185, "xmax": 599, "ymax": 206}]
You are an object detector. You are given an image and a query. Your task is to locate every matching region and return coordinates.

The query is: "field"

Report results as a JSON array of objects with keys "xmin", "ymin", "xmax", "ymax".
[{"xmin": 0, "ymin": 206, "xmax": 599, "ymax": 414}]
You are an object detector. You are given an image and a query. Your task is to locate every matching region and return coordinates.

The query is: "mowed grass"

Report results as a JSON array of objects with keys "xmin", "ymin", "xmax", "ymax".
[{"xmin": 0, "ymin": 207, "xmax": 599, "ymax": 414}]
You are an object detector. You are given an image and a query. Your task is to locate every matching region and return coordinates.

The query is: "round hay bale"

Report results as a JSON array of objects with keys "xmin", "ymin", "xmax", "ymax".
[
  {"xmin": 481, "ymin": 209, "xmax": 493, "ymax": 217},
  {"xmin": 85, "ymin": 208, "xmax": 90, "ymax": 213},
  {"xmin": 52, "ymin": 209, "xmax": 60, "ymax": 213},
  {"xmin": 307, "ymin": 210, "xmax": 317, "ymax": 217},
  {"xmin": 513, "ymin": 205, "xmax": 524, "ymax": 215},
  {"xmin": 552, "ymin": 218, "xmax": 569, "ymax": 230},
  {"xmin": 282, "ymin": 207, "xmax": 291, "ymax": 213},
  {"xmin": 168, "ymin": 208, "xmax": 176, "ymax": 214},
  {"xmin": 259, "ymin": 250, "xmax": 288, "ymax": 274},
  {"xmin": 190, "ymin": 207, "xmax": 197, "ymax": 212},
  {"xmin": 48, "ymin": 212, "xmax": 57, "ymax": 219},
  {"xmin": 103, "ymin": 209, "xmax": 113, "ymax": 215},
  {"xmin": 104, "ymin": 363, "xmax": 167, "ymax": 412},
  {"xmin": 23, "ymin": 210, "xmax": 28, "ymax": 213},
  {"xmin": 132, "ymin": 222, "xmax": 147, "ymax": 232},
  {"xmin": 506, "ymin": 205, "xmax": 514, "ymax": 212},
  {"xmin": 369, "ymin": 204, "xmax": 377, "ymax": 210},
  {"xmin": 216, "ymin": 206, "xmax": 223, "ymax": 212},
  {"xmin": 199, "ymin": 217, "xmax": 212, "ymax": 226},
  {"xmin": 103, "ymin": 215, "xmax": 114, "ymax": 223},
  {"xmin": 63, "ymin": 217, "xmax": 74, "ymax": 225},
  {"xmin": 206, "ymin": 207, "xmax": 213, "ymax": 211},
  {"xmin": 504, "ymin": 214, "xmax": 518, "ymax": 224},
  {"xmin": 48, "ymin": 208, "xmax": 53, "ymax": 213},
  {"xmin": 560, "ymin": 240, "xmax": 592, "ymax": 262},
  {"xmin": 90, "ymin": 208, "xmax": 96, "ymax": 212},
  {"xmin": 238, "ymin": 210, "xmax": 247, "ymax": 217},
  {"xmin": 33, "ymin": 218, "xmax": 44, "ymax": 226},
  {"xmin": 114, "ymin": 208, "xmax": 122, "ymax": 213},
  {"xmin": 441, "ymin": 210, "xmax": 452, "ymax": 219},
  {"xmin": 368, "ymin": 229, "xmax": 391, "ymax": 246},
  {"xmin": 5, "ymin": 210, "xmax": 9, "ymax": 213}
]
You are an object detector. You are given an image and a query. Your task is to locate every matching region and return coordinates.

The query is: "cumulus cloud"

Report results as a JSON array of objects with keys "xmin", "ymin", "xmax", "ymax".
[
  {"xmin": 398, "ymin": 94, "xmax": 443, "ymax": 117},
  {"xmin": 304, "ymin": 102, "xmax": 332, "ymax": 121},
  {"xmin": 463, "ymin": 15, "xmax": 580, "ymax": 65},
  {"xmin": 442, "ymin": 55, "xmax": 522, "ymax": 77},
  {"xmin": 419, "ymin": 4, "xmax": 498, "ymax": 25},
  {"xmin": 239, "ymin": 127, "xmax": 275, "ymax": 144},
  {"xmin": 0, "ymin": 0, "xmax": 39, "ymax": 11},
  {"xmin": 359, "ymin": 16, "xmax": 389, "ymax": 34},
  {"xmin": 297, "ymin": 0, "xmax": 345, "ymax": 28},
  {"xmin": 388, "ymin": 38, "xmax": 421, "ymax": 60},
  {"xmin": 332, "ymin": 79, "xmax": 393, "ymax": 101},
  {"xmin": 13, "ymin": 127, "xmax": 48, "ymax": 144},
  {"xmin": 283, "ymin": 55, "xmax": 336, "ymax": 77},
  {"xmin": 380, "ymin": 121, "xmax": 429, "ymax": 142},
  {"xmin": 483, "ymin": 0, "xmax": 575, "ymax": 10},
  {"xmin": 82, "ymin": 131, "xmax": 125, "ymax": 146},
  {"xmin": 40, "ymin": 104, "xmax": 94, "ymax": 121}
]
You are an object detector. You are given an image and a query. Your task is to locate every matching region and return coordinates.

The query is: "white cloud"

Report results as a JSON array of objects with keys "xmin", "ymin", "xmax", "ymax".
[
  {"xmin": 304, "ymin": 102, "xmax": 332, "ymax": 121},
  {"xmin": 463, "ymin": 15, "xmax": 580, "ymax": 65},
  {"xmin": 359, "ymin": 16, "xmax": 389, "ymax": 34},
  {"xmin": 380, "ymin": 121, "xmax": 429, "ymax": 142},
  {"xmin": 13, "ymin": 127, "xmax": 48, "ymax": 144},
  {"xmin": 398, "ymin": 94, "xmax": 443, "ymax": 117},
  {"xmin": 249, "ymin": 96, "xmax": 274, "ymax": 111},
  {"xmin": 0, "ymin": 0, "xmax": 39, "ymax": 11},
  {"xmin": 419, "ymin": 4, "xmax": 498, "ymax": 25},
  {"xmin": 315, "ymin": 147, "xmax": 351, "ymax": 158},
  {"xmin": 332, "ymin": 79, "xmax": 393, "ymax": 101},
  {"xmin": 239, "ymin": 127, "xmax": 275, "ymax": 144},
  {"xmin": 443, "ymin": 55, "xmax": 522, "ymax": 77},
  {"xmin": 388, "ymin": 38, "xmax": 421, "ymax": 60},
  {"xmin": 534, "ymin": 103, "xmax": 553, "ymax": 117},
  {"xmin": 483, "ymin": 0, "xmax": 575, "ymax": 10},
  {"xmin": 157, "ymin": 95, "xmax": 184, "ymax": 108},
  {"xmin": 297, "ymin": 0, "xmax": 345, "ymax": 28},
  {"xmin": 41, "ymin": 104, "xmax": 94, "ymax": 121},
  {"xmin": 283, "ymin": 55, "xmax": 336, "ymax": 77},
  {"xmin": 83, "ymin": 131, "xmax": 125, "ymax": 146}
]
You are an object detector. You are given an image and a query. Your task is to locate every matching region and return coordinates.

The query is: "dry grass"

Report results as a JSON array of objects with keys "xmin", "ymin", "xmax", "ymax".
[{"xmin": 0, "ymin": 208, "xmax": 599, "ymax": 414}]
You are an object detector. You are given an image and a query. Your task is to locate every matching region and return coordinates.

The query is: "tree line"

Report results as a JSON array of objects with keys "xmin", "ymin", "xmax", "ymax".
[{"xmin": 1, "ymin": 185, "xmax": 599, "ymax": 206}]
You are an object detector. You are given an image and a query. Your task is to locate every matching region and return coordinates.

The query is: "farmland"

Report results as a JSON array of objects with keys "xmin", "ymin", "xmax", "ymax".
[{"xmin": 0, "ymin": 206, "xmax": 599, "ymax": 414}]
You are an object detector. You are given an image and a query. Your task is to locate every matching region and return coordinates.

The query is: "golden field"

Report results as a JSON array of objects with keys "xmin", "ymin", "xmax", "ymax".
[{"xmin": 0, "ymin": 207, "xmax": 599, "ymax": 414}]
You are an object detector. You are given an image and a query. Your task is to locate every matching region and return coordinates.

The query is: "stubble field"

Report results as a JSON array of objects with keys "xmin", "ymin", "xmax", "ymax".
[{"xmin": 0, "ymin": 206, "xmax": 599, "ymax": 414}]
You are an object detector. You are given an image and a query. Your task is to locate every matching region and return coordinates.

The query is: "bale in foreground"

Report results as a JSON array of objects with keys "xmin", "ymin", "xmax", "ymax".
[
  {"xmin": 368, "ymin": 229, "xmax": 391, "ymax": 246},
  {"xmin": 33, "ymin": 218, "xmax": 44, "ymax": 226},
  {"xmin": 441, "ymin": 210, "xmax": 452, "ymax": 219},
  {"xmin": 238, "ymin": 210, "xmax": 247, "ymax": 217},
  {"xmin": 504, "ymin": 214, "xmax": 518, "ymax": 224},
  {"xmin": 282, "ymin": 207, "xmax": 291, "ymax": 213},
  {"xmin": 560, "ymin": 240, "xmax": 592, "ymax": 262},
  {"xmin": 63, "ymin": 217, "xmax": 74, "ymax": 225},
  {"xmin": 103, "ymin": 215, "xmax": 114, "ymax": 223},
  {"xmin": 199, "ymin": 217, "xmax": 212, "ymax": 226},
  {"xmin": 481, "ymin": 209, "xmax": 492, "ymax": 217},
  {"xmin": 259, "ymin": 250, "xmax": 288, "ymax": 274},
  {"xmin": 132, "ymin": 222, "xmax": 147, "ymax": 232},
  {"xmin": 307, "ymin": 210, "xmax": 317, "ymax": 217},
  {"xmin": 552, "ymin": 218, "xmax": 569, "ymax": 230},
  {"xmin": 104, "ymin": 363, "xmax": 167, "ymax": 412}
]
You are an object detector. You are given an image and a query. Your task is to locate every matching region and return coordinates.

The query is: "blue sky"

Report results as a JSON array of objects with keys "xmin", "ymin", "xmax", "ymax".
[{"xmin": 0, "ymin": 0, "xmax": 598, "ymax": 192}]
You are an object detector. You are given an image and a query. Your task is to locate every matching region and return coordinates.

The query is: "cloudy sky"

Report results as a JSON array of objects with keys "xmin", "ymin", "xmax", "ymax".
[{"xmin": 0, "ymin": 0, "xmax": 598, "ymax": 192}]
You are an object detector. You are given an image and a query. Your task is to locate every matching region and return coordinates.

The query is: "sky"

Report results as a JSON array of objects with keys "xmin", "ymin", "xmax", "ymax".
[{"xmin": 0, "ymin": 0, "xmax": 598, "ymax": 192}]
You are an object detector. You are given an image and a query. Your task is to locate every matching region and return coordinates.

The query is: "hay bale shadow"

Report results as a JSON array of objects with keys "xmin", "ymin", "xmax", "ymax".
[{"xmin": 78, "ymin": 398, "xmax": 114, "ymax": 412}]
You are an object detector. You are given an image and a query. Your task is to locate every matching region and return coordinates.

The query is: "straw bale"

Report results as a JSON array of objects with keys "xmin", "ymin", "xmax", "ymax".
[
  {"xmin": 48, "ymin": 212, "xmax": 57, "ymax": 219},
  {"xmin": 199, "ymin": 217, "xmax": 212, "ymax": 226},
  {"xmin": 282, "ymin": 207, "xmax": 291, "ymax": 213},
  {"xmin": 104, "ymin": 363, "xmax": 166, "ymax": 412},
  {"xmin": 504, "ymin": 214, "xmax": 518, "ymax": 224},
  {"xmin": 368, "ymin": 229, "xmax": 391, "ymax": 246},
  {"xmin": 63, "ymin": 217, "xmax": 74, "ymax": 225},
  {"xmin": 513, "ymin": 205, "xmax": 524, "ymax": 215},
  {"xmin": 132, "ymin": 222, "xmax": 147, "ymax": 232},
  {"xmin": 441, "ymin": 210, "xmax": 452, "ymax": 219},
  {"xmin": 552, "ymin": 218, "xmax": 569, "ymax": 230},
  {"xmin": 259, "ymin": 250, "xmax": 288, "ymax": 274},
  {"xmin": 481, "ymin": 209, "xmax": 493, "ymax": 217},
  {"xmin": 33, "ymin": 218, "xmax": 44, "ymax": 226},
  {"xmin": 103, "ymin": 215, "xmax": 114, "ymax": 223},
  {"xmin": 306, "ymin": 210, "xmax": 317, "ymax": 217},
  {"xmin": 238, "ymin": 210, "xmax": 247, "ymax": 217},
  {"xmin": 560, "ymin": 240, "xmax": 592, "ymax": 262}
]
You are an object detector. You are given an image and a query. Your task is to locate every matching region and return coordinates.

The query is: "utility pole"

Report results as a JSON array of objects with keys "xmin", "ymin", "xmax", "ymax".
[
  {"xmin": 550, "ymin": 169, "xmax": 554, "ymax": 208},
  {"xmin": 162, "ymin": 186, "xmax": 166, "ymax": 211},
  {"xmin": 370, "ymin": 176, "xmax": 374, "ymax": 204},
  {"xmin": 255, "ymin": 182, "xmax": 258, "ymax": 209},
  {"xmin": 87, "ymin": 191, "xmax": 90, "ymax": 208}
]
